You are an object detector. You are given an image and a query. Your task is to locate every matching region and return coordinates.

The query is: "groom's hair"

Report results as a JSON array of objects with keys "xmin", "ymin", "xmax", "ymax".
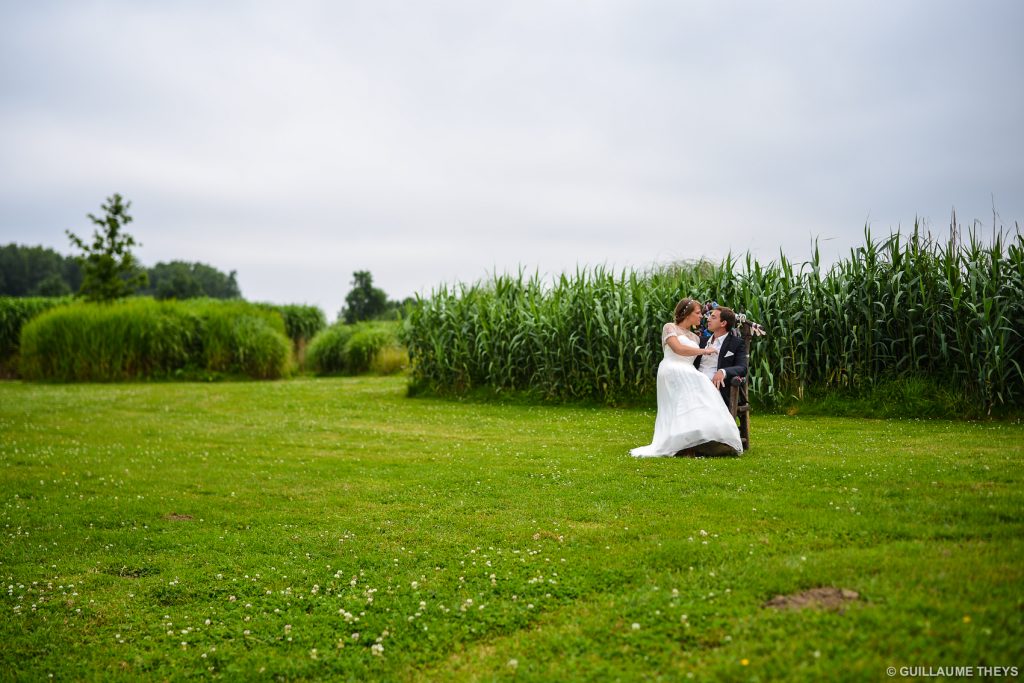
[{"xmin": 718, "ymin": 307, "xmax": 737, "ymax": 331}]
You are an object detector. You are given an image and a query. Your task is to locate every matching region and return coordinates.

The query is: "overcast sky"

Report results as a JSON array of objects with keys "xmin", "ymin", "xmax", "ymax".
[{"xmin": 1, "ymin": 1, "xmax": 1021, "ymax": 317}]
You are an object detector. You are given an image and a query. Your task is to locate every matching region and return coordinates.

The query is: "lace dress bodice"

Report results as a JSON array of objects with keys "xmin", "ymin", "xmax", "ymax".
[{"xmin": 661, "ymin": 323, "xmax": 699, "ymax": 365}]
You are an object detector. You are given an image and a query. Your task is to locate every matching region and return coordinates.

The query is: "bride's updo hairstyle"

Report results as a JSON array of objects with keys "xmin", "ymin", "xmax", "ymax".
[{"xmin": 673, "ymin": 298, "xmax": 699, "ymax": 325}]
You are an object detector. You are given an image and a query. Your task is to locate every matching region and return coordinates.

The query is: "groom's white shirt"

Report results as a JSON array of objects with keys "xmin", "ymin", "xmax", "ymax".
[{"xmin": 700, "ymin": 333, "xmax": 726, "ymax": 382}]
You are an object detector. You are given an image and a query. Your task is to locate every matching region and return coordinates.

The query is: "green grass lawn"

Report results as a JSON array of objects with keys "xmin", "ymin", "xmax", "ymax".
[{"xmin": 1, "ymin": 377, "xmax": 1022, "ymax": 681}]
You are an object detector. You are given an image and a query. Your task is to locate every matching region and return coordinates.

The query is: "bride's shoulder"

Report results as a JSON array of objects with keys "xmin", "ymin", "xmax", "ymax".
[{"xmin": 663, "ymin": 322, "xmax": 696, "ymax": 342}]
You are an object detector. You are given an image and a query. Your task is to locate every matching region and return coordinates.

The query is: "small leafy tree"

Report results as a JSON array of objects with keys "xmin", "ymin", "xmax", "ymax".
[
  {"xmin": 66, "ymin": 194, "xmax": 147, "ymax": 302},
  {"xmin": 340, "ymin": 270, "xmax": 388, "ymax": 323}
]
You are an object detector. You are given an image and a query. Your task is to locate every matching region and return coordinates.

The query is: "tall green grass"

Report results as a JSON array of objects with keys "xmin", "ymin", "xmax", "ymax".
[
  {"xmin": 306, "ymin": 321, "xmax": 402, "ymax": 375},
  {"xmin": 256, "ymin": 303, "xmax": 327, "ymax": 368},
  {"xmin": 403, "ymin": 222, "xmax": 1024, "ymax": 414},
  {"xmin": 0, "ymin": 296, "xmax": 70, "ymax": 369},
  {"xmin": 255, "ymin": 303, "xmax": 326, "ymax": 346},
  {"xmin": 19, "ymin": 298, "xmax": 292, "ymax": 381}
]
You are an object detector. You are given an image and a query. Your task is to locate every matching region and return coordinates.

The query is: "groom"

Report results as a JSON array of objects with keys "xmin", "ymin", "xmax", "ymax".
[{"xmin": 694, "ymin": 306, "xmax": 748, "ymax": 407}]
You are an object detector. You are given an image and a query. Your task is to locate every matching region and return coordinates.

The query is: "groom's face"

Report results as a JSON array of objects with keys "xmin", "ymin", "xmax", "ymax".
[{"xmin": 707, "ymin": 309, "xmax": 723, "ymax": 332}]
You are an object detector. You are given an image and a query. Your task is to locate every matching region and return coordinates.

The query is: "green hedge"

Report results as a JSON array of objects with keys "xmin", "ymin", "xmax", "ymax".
[
  {"xmin": 306, "ymin": 321, "xmax": 400, "ymax": 375},
  {"xmin": 19, "ymin": 298, "xmax": 292, "ymax": 381}
]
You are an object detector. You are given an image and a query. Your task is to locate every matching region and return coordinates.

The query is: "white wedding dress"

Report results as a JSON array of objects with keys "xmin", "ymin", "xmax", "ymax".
[{"xmin": 630, "ymin": 323, "xmax": 743, "ymax": 457}]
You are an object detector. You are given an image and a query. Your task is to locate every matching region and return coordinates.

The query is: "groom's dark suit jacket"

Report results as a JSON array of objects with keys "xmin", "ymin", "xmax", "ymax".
[{"xmin": 694, "ymin": 330, "xmax": 749, "ymax": 406}]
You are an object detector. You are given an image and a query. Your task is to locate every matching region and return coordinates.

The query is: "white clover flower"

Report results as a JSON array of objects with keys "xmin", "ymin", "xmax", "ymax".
[{"xmin": 631, "ymin": 623, "xmax": 640, "ymax": 631}]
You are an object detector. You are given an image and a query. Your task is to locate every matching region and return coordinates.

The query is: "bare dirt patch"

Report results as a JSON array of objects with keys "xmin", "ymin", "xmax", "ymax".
[
  {"xmin": 764, "ymin": 587, "xmax": 860, "ymax": 611},
  {"xmin": 163, "ymin": 513, "xmax": 194, "ymax": 521}
]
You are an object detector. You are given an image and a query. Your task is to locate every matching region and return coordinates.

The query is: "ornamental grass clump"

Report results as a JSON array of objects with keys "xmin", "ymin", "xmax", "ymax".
[
  {"xmin": 346, "ymin": 324, "xmax": 398, "ymax": 374},
  {"xmin": 191, "ymin": 299, "xmax": 292, "ymax": 379},
  {"xmin": 306, "ymin": 321, "xmax": 401, "ymax": 375},
  {"xmin": 370, "ymin": 345, "xmax": 409, "ymax": 375},
  {"xmin": 0, "ymin": 296, "xmax": 71, "ymax": 359},
  {"xmin": 19, "ymin": 298, "xmax": 196, "ymax": 381},
  {"xmin": 19, "ymin": 298, "xmax": 292, "ymax": 381},
  {"xmin": 0, "ymin": 296, "xmax": 71, "ymax": 376},
  {"xmin": 306, "ymin": 323, "xmax": 357, "ymax": 374},
  {"xmin": 256, "ymin": 303, "xmax": 326, "ymax": 346}
]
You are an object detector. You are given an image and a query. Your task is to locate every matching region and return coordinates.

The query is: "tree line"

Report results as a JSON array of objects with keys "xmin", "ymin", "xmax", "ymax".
[{"xmin": 0, "ymin": 243, "xmax": 242, "ymax": 300}]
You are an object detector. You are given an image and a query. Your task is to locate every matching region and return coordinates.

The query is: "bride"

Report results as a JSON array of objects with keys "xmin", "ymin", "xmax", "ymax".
[{"xmin": 630, "ymin": 298, "xmax": 743, "ymax": 457}]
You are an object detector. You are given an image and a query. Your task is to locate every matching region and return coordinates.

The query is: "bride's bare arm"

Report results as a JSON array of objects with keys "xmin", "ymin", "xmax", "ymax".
[{"xmin": 666, "ymin": 335, "xmax": 715, "ymax": 356}]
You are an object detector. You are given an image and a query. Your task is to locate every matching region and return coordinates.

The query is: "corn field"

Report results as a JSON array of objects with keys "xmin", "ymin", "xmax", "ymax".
[{"xmin": 402, "ymin": 223, "xmax": 1024, "ymax": 412}]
